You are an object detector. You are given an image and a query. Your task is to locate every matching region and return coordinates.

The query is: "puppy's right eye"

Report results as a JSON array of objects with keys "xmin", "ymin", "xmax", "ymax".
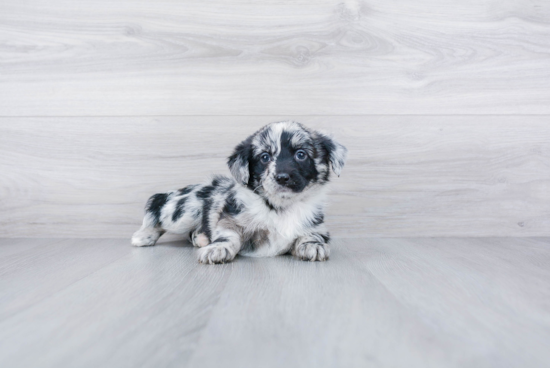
[{"xmin": 260, "ymin": 153, "xmax": 271, "ymax": 163}]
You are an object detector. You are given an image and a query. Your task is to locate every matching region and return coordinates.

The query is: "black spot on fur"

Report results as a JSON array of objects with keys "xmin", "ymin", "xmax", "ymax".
[
  {"xmin": 196, "ymin": 185, "xmax": 215, "ymax": 200},
  {"xmin": 212, "ymin": 236, "xmax": 229, "ymax": 243},
  {"xmin": 145, "ymin": 193, "xmax": 168, "ymax": 227},
  {"xmin": 178, "ymin": 184, "xmax": 197, "ymax": 196},
  {"xmin": 212, "ymin": 175, "xmax": 235, "ymax": 194},
  {"xmin": 201, "ymin": 201, "xmax": 213, "ymax": 241},
  {"xmin": 320, "ymin": 233, "xmax": 330, "ymax": 244},
  {"xmin": 247, "ymin": 155, "xmax": 268, "ymax": 193},
  {"xmin": 223, "ymin": 191, "xmax": 242, "ymax": 216},
  {"xmin": 212, "ymin": 175, "xmax": 229, "ymax": 187},
  {"xmin": 311, "ymin": 211, "xmax": 324, "ymax": 227},
  {"xmin": 196, "ymin": 185, "xmax": 216, "ymax": 241},
  {"xmin": 172, "ymin": 196, "xmax": 189, "ymax": 222},
  {"xmin": 263, "ymin": 198, "xmax": 279, "ymax": 212}
]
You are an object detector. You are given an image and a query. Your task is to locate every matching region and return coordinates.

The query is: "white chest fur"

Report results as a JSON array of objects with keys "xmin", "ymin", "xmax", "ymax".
[{"xmin": 235, "ymin": 186, "xmax": 328, "ymax": 257}]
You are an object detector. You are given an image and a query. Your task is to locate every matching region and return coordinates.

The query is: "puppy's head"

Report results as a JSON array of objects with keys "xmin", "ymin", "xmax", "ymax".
[{"xmin": 227, "ymin": 121, "xmax": 347, "ymax": 207}]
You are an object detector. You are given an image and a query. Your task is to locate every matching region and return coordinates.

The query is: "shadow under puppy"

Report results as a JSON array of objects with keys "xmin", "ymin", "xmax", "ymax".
[{"xmin": 132, "ymin": 121, "xmax": 347, "ymax": 264}]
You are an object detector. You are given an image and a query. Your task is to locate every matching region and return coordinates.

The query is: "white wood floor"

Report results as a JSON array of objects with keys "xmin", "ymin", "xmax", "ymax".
[{"xmin": 1, "ymin": 237, "xmax": 549, "ymax": 368}]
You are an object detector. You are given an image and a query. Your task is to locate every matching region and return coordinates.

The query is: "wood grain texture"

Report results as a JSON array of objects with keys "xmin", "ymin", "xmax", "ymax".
[
  {"xmin": 187, "ymin": 237, "xmax": 550, "ymax": 368},
  {"xmin": 0, "ymin": 239, "xmax": 129, "ymax": 320},
  {"xmin": 0, "ymin": 237, "xmax": 549, "ymax": 368},
  {"xmin": 0, "ymin": 238, "xmax": 231, "ymax": 368},
  {"xmin": 1, "ymin": 0, "xmax": 549, "ymax": 116},
  {"xmin": 1, "ymin": 116, "xmax": 550, "ymax": 237}
]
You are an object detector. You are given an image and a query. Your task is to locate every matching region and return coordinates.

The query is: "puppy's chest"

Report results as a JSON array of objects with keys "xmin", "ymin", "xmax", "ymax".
[{"xmin": 237, "ymin": 204, "xmax": 314, "ymax": 257}]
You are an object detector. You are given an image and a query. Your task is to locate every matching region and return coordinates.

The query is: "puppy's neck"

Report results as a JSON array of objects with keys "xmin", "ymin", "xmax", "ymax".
[{"xmin": 259, "ymin": 184, "xmax": 329, "ymax": 213}]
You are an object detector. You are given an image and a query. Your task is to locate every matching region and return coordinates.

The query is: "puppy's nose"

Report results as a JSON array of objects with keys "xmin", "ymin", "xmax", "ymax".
[{"xmin": 276, "ymin": 173, "xmax": 290, "ymax": 184}]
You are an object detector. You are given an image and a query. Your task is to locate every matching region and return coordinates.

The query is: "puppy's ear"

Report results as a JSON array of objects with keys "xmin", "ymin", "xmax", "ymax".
[
  {"xmin": 227, "ymin": 137, "xmax": 252, "ymax": 185},
  {"xmin": 318, "ymin": 134, "xmax": 348, "ymax": 177}
]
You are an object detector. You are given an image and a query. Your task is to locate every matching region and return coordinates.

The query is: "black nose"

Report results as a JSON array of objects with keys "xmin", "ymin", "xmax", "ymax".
[{"xmin": 276, "ymin": 173, "xmax": 290, "ymax": 184}]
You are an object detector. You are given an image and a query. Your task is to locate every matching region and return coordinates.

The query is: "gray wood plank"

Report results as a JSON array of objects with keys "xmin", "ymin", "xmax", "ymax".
[
  {"xmin": 0, "ymin": 238, "xmax": 129, "ymax": 320},
  {"xmin": 1, "ymin": 1, "xmax": 549, "ymax": 115},
  {"xmin": 0, "ymin": 238, "xmax": 59, "ymax": 258},
  {"xmin": 0, "ymin": 238, "xmax": 549, "ymax": 368},
  {"xmin": 186, "ymin": 240, "xmax": 458, "ymax": 368},
  {"xmin": 342, "ymin": 237, "xmax": 550, "ymax": 368},
  {"xmin": 185, "ymin": 238, "xmax": 550, "ymax": 368},
  {"xmin": 1, "ymin": 116, "xmax": 550, "ymax": 237},
  {"xmin": 0, "ymin": 239, "xmax": 231, "ymax": 368}
]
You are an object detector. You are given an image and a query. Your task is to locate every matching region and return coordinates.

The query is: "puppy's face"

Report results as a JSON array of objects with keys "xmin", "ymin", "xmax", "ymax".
[{"xmin": 228, "ymin": 121, "xmax": 347, "ymax": 207}]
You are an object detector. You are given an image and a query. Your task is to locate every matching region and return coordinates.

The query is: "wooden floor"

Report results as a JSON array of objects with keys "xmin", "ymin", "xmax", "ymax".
[{"xmin": 1, "ymin": 238, "xmax": 549, "ymax": 368}]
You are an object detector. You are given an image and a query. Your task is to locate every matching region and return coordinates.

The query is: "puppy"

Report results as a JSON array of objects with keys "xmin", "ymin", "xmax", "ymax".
[{"xmin": 131, "ymin": 121, "xmax": 347, "ymax": 264}]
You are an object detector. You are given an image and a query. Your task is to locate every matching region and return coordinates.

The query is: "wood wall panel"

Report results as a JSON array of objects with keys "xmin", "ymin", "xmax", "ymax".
[
  {"xmin": 0, "ymin": 0, "xmax": 549, "ymax": 116},
  {"xmin": 1, "ymin": 116, "xmax": 549, "ymax": 238},
  {"xmin": 2, "ymin": 0, "xmax": 549, "ymax": 237}
]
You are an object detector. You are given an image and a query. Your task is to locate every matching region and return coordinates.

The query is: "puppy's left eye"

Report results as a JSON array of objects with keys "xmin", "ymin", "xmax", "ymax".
[
  {"xmin": 294, "ymin": 149, "xmax": 307, "ymax": 161},
  {"xmin": 260, "ymin": 152, "xmax": 271, "ymax": 163}
]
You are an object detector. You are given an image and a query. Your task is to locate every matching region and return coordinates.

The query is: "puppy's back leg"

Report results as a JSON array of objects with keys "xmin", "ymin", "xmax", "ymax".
[
  {"xmin": 190, "ymin": 229, "xmax": 209, "ymax": 248},
  {"xmin": 132, "ymin": 193, "xmax": 170, "ymax": 247}
]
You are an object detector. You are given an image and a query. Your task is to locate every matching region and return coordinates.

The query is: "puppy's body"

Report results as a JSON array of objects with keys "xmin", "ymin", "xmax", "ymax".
[{"xmin": 132, "ymin": 121, "xmax": 347, "ymax": 264}]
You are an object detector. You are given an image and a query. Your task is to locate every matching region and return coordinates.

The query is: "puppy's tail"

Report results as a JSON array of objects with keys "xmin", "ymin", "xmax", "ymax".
[{"xmin": 131, "ymin": 192, "xmax": 172, "ymax": 246}]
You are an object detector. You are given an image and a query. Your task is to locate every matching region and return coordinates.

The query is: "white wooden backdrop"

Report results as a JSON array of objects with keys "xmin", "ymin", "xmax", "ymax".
[{"xmin": 1, "ymin": 0, "xmax": 549, "ymax": 237}]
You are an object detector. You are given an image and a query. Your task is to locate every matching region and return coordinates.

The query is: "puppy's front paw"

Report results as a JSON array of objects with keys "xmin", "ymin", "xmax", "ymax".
[
  {"xmin": 198, "ymin": 244, "xmax": 236, "ymax": 264},
  {"xmin": 292, "ymin": 242, "xmax": 330, "ymax": 262}
]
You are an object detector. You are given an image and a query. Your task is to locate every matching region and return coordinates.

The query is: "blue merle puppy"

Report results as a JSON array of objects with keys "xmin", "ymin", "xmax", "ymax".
[{"xmin": 131, "ymin": 121, "xmax": 347, "ymax": 264}]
